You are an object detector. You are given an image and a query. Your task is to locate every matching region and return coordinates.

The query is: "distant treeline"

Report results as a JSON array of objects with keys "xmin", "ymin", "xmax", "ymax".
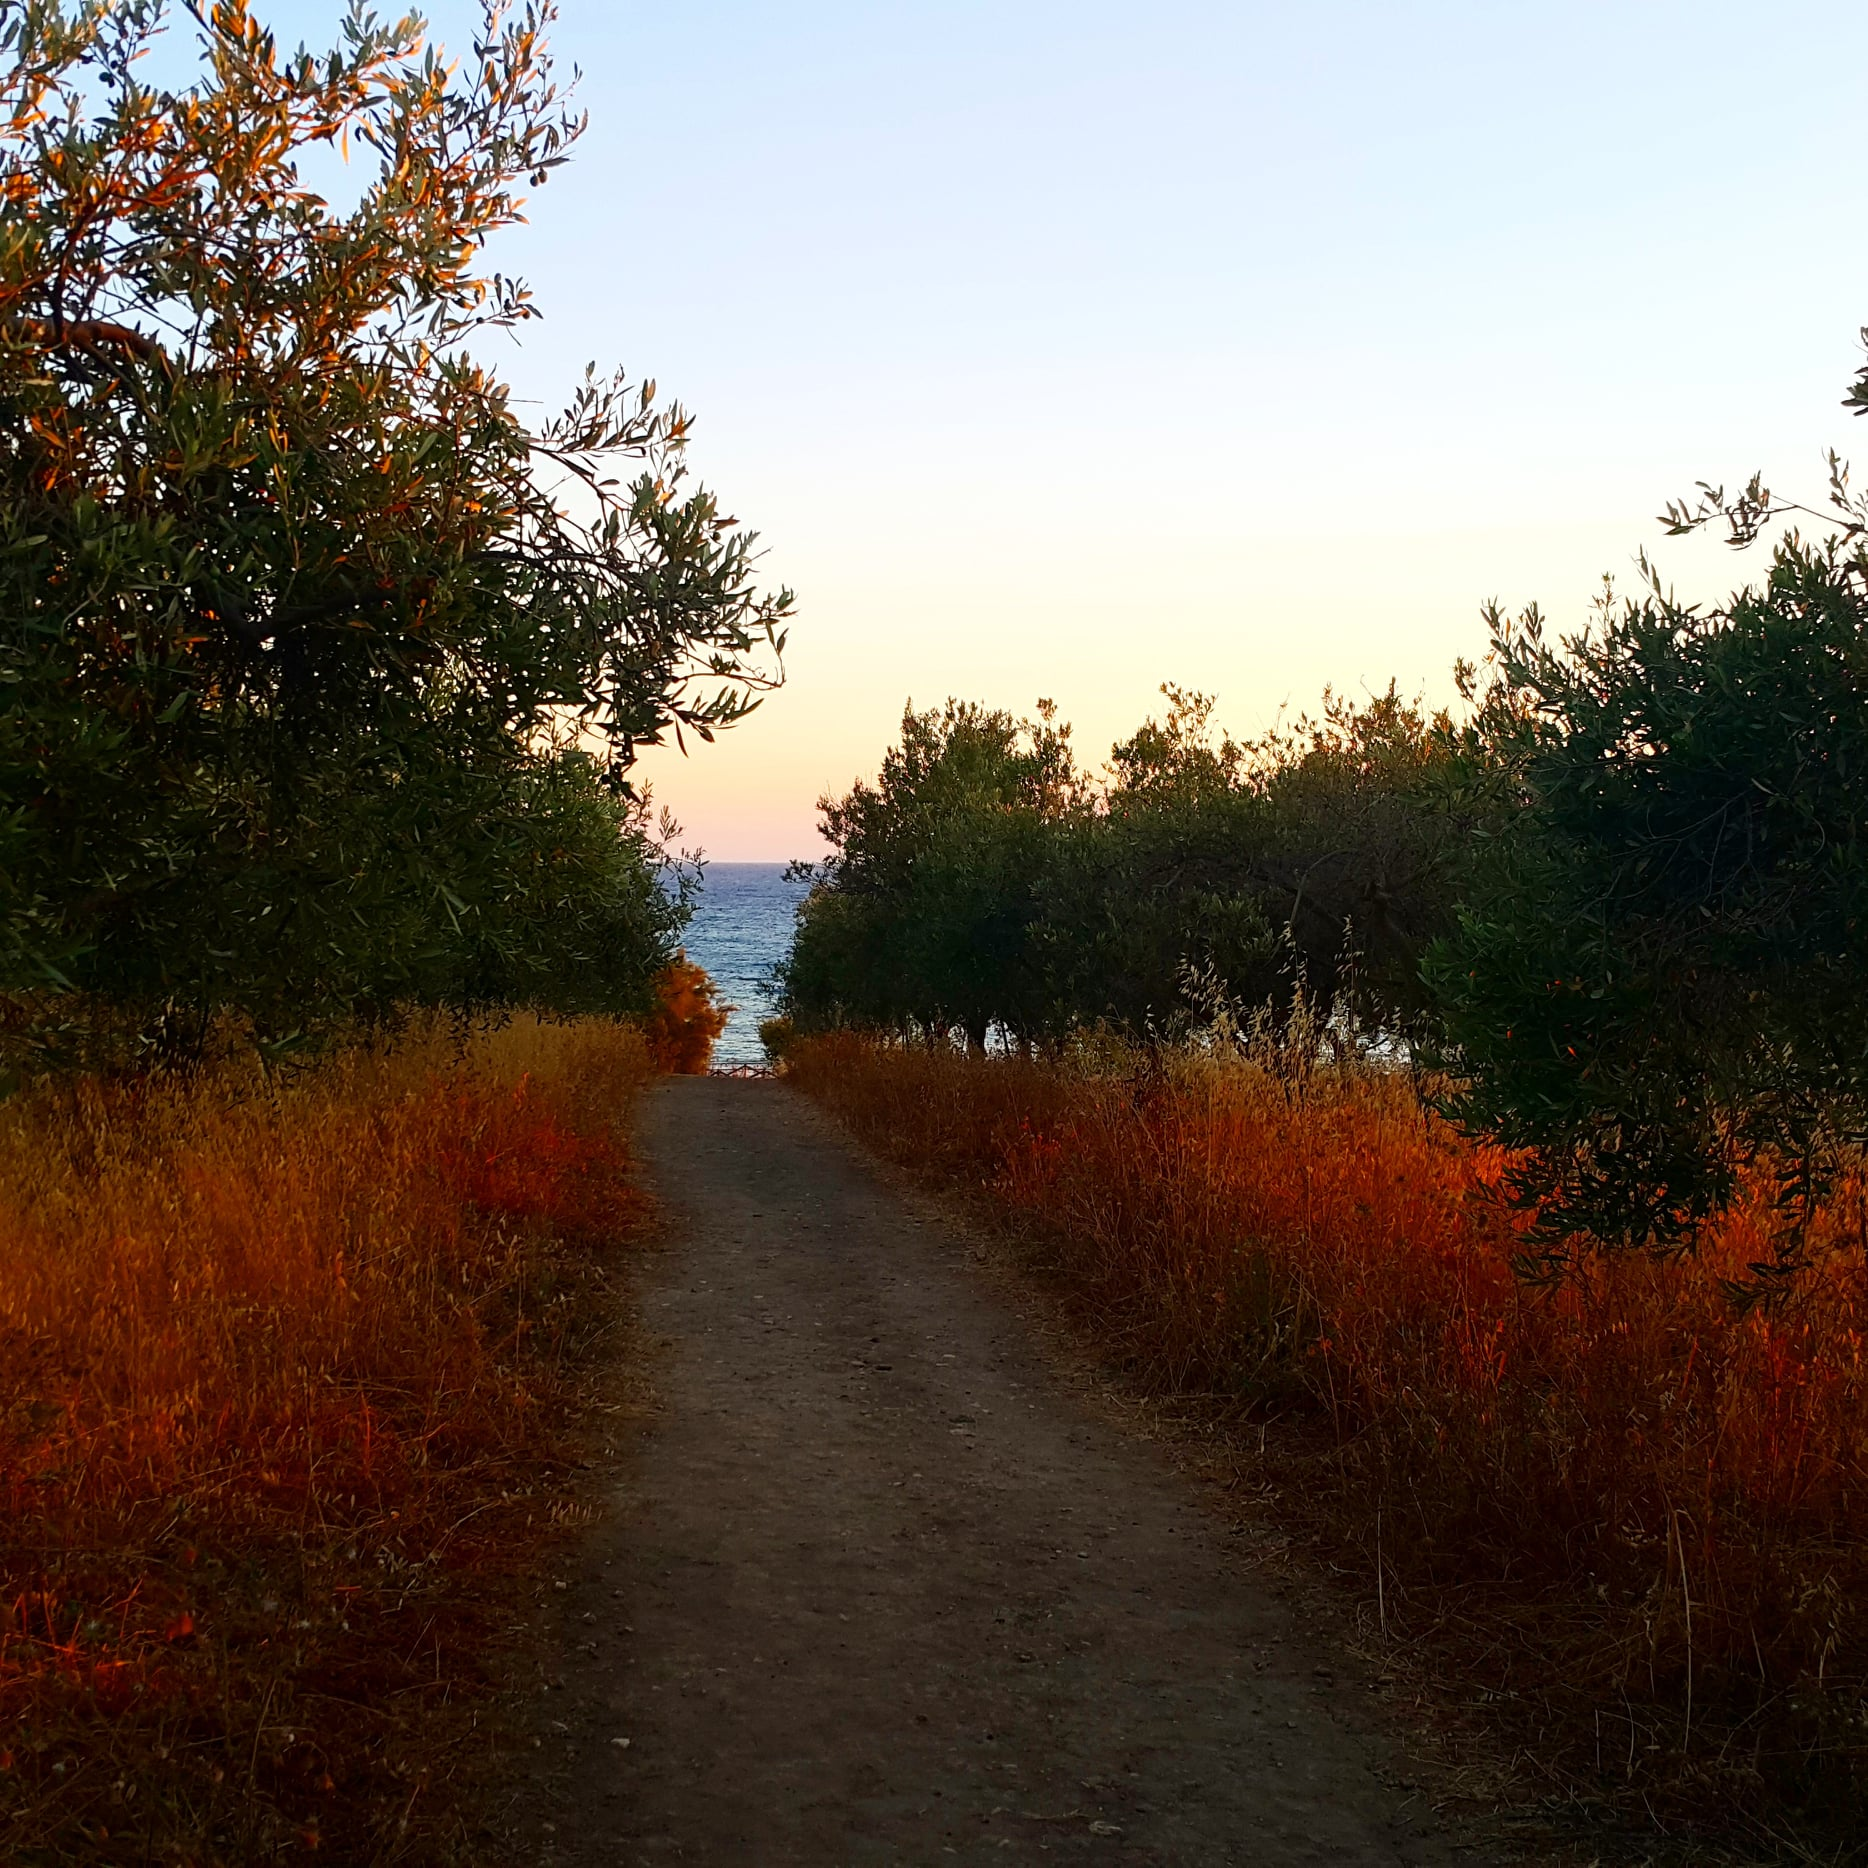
[
  {"xmin": 780, "ymin": 346, "xmax": 1868, "ymax": 1268},
  {"xmin": 781, "ymin": 683, "xmax": 1458, "ymax": 1051}
]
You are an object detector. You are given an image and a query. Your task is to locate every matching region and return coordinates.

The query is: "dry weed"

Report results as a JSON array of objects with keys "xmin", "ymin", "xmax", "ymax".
[{"xmin": 0, "ymin": 1016, "xmax": 651, "ymax": 1862}]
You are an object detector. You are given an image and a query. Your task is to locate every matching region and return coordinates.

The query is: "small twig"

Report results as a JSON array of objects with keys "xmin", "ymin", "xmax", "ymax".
[
  {"xmin": 245, "ymin": 1670, "xmax": 281, "ymax": 1791},
  {"xmin": 1376, "ymin": 1504, "xmax": 1387, "ymax": 1641},
  {"xmin": 1672, "ymin": 1509, "xmax": 1694, "ymax": 1758}
]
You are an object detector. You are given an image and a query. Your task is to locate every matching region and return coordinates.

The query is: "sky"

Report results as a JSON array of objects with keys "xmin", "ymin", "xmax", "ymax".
[{"xmin": 224, "ymin": 3, "xmax": 1868, "ymax": 856}]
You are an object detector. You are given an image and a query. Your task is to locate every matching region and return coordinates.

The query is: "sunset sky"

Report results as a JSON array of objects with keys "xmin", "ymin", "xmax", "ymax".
[{"xmin": 257, "ymin": 1, "xmax": 1868, "ymax": 857}]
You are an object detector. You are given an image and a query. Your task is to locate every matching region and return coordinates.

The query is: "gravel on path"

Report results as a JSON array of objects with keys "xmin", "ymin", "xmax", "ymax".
[{"xmin": 525, "ymin": 1076, "xmax": 1480, "ymax": 1866}]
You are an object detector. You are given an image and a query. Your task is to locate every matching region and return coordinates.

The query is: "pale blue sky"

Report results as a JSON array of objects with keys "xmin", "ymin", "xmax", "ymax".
[{"xmin": 191, "ymin": 4, "xmax": 1868, "ymax": 853}]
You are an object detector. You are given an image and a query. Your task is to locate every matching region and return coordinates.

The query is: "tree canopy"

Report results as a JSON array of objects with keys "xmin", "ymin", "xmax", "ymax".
[
  {"xmin": 782, "ymin": 336, "xmax": 1868, "ymax": 1281},
  {"xmin": 1431, "ymin": 491, "xmax": 1868, "ymax": 1272},
  {"xmin": 0, "ymin": 0, "xmax": 788, "ymax": 1064},
  {"xmin": 780, "ymin": 687, "xmax": 1458, "ymax": 1052}
]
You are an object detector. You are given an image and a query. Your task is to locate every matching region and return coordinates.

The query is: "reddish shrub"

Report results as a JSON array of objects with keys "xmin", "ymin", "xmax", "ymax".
[
  {"xmin": 641, "ymin": 955, "xmax": 730, "ymax": 1074},
  {"xmin": 0, "ymin": 1016, "xmax": 652, "ymax": 1859}
]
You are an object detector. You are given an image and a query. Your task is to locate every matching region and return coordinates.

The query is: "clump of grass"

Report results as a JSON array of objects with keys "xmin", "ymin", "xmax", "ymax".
[
  {"xmin": 0, "ymin": 1015, "xmax": 651, "ymax": 1862},
  {"xmin": 787, "ymin": 1030, "xmax": 1868, "ymax": 1843}
]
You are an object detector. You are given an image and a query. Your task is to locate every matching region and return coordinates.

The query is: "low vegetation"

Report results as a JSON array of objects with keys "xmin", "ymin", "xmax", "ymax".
[
  {"xmin": 0, "ymin": 1013, "xmax": 653, "ymax": 1860},
  {"xmin": 8, "ymin": 0, "xmax": 1868, "ymax": 1855},
  {"xmin": 641, "ymin": 958, "xmax": 732, "ymax": 1076}
]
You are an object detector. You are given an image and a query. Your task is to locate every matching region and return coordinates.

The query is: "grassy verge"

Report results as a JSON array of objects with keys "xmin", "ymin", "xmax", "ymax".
[
  {"xmin": 786, "ymin": 1031, "xmax": 1868, "ymax": 1855},
  {"xmin": 0, "ymin": 1016, "xmax": 652, "ymax": 1863}
]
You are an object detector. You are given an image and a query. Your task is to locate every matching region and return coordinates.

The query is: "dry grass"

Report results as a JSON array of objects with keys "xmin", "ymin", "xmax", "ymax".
[
  {"xmin": 0, "ymin": 1015, "xmax": 652, "ymax": 1863},
  {"xmin": 640, "ymin": 957, "xmax": 730, "ymax": 1076},
  {"xmin": 787, "ymin": 1031, "xmax": 1868, "ymax": 1851}
]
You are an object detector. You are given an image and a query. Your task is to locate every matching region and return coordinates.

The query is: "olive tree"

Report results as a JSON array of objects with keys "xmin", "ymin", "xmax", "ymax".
[
  {"xmin": 1429, "ymin": 355, "xmax": 1868, "ymax": 1275},
  {"xmin": 0, "ymin": 0, "xmax": 788, "ymax": 1059}
]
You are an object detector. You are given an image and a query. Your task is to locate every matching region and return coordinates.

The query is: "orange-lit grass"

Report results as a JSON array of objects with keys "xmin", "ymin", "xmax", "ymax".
[
  {"xmin": 641, "ymin": 955, "xmax": 730, "ymax": 1076},
  {"xmin": 0, "ymin": 1016, "xmax": 652, "ymax": 1862},
  {"xmin": 787, "ymin": 1032, "xmax": 1868, "ymax": 1832}
]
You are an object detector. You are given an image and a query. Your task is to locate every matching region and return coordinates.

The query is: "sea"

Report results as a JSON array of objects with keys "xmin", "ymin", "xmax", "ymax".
[{"xmin": 678, "ymin": 862, "xmax": 814, "ymax": 1068}]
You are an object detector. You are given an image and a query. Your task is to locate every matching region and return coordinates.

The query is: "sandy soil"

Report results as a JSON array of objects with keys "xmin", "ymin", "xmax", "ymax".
[{"xmin": 519, "ymin": 1076, "xmax": 1488, "ymax": 1866}]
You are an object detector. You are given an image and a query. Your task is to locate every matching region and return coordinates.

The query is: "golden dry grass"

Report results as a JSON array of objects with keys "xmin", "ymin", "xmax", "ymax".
[
  {"xmin": 787, "ymin": 1031, "xmax": 1868, "ymax": 1844},
  {"xmin": 0, "ymin": 1016, "xmax": 652, "ymax": 1862}
]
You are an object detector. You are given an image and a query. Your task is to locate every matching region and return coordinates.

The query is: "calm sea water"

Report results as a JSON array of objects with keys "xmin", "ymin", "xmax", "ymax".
[{"xmin": 679, "ymin": 862, "xmax": 813, "ymax": 1067}]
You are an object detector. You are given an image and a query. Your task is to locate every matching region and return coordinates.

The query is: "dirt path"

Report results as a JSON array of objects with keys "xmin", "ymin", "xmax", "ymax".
[{"xmin": 524, "ymin": 1077, "xmax": 1479, "ymax": 1865}]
